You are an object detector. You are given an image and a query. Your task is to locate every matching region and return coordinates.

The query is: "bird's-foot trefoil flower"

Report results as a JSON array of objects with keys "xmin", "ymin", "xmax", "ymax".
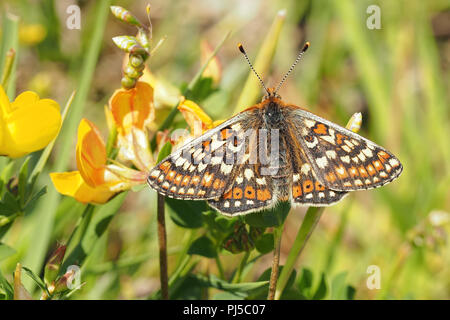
[
  {"xmin": 0, "ymin": 85, "xmax": 61, "ymax": 158},
  {"xmin": 50, "ymin": 119, "xmax": 147, "ymax": 204}
]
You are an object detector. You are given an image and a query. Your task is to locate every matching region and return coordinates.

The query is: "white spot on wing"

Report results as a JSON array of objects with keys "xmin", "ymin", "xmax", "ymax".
[
  {"xmin": 341, "ymin": 155, "xmax": 350, "ymax": 163},
  {"xmin": 316, "ymin": 156, "xmax": 328, "ymax": 168},
  {"xmin": 244, "ymin": 168, "xmax": 254, "ymax": 180},
  {"xmin": 220, "ymin": 163, "xmax": 233, "ymax": 174},
  {"xmin": 362, "ymin": 148, "xmax": 373, "ymax": 157},
  {"xmin": 304, "ymin": 119, "xmax": 315, "ymax": 128},
  {"xmin": 389, "ymin": 158, "xmax": 399, "ymax": 167},
  {"xmin": 301, "ymin": 163, "xmax": 311, "ymax": 175},
  {"xmin": 326, "ymin": 150, "xmax": 337, "ymax": 159},
  {"xmin": 256, "ymin": 177, "xmax": 266, "ymax": 185}
]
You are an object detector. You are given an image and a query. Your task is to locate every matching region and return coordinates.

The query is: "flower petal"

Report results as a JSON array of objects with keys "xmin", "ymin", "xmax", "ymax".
[
  {"xmin": 10, "ymin": 91, "xmax": 40, "ymax": 111},
  {"xmin": 0, "ymin": 85, "xmax": 11, "ymax": 116},
  {"xmin": 76, "ymin": 119, "xmax": 107, "ymax": 187},
  {"xmin": 110, "ymin": 81, "xmax": 154, "ymax": 134},
  {"xmin": 0, "ymin": 94, "xmax": 61, "ymax": 158},
  {"xmin": 116, "ymin": 127, "xmax": 154, "ymax": 171},
  {"xmin": 104, "ymin": 164, "xmax": 147, "ymax": 191},
  {"xmin": 50, "ymin": 171, "xmax": 115, "ymax": 204},
  {"xmin": 178, "ymin": 99, "xmax": 213, "ymax": 136}
]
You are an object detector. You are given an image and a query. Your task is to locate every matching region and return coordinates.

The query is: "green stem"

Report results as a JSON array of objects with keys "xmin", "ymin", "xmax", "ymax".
[
  {"xmin": 233, "ymin": 251, "xmax": 250, "ymax": 284},
  {"xmin": 275, "ymin": 207, "xmax": 324, "ymax": 300},
  {"xmin": 267, "ymin": 224, "xmax": 283, "ymax": 300},
  {"xmin": 0, "ymin": 12, "xmax": 18, "ymax": 98},
  {"xmin": 215, "ymin": 255, "xmax": 225, "ymax": 280},
  {"xmin": 0, "ymin": 49, "xmax": 15, "ymax": 88}
]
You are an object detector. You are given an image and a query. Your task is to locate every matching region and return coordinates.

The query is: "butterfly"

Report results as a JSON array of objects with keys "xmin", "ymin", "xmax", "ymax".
[{"xmin": 147, "ymin": 42, "xmax": 403, "ymax": 216}]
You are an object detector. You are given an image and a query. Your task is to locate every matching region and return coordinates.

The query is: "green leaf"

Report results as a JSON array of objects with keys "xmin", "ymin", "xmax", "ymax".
[
  {"xmin": 18, "ymin": 157, "xmax": 30, "ymax": 207},
  {"xmin": 213, "ymin": 291, "xmax": 245, "ymax": 300},
  {"xmin": 346, "ymin": 286, "xmax": 356, "ymax": 300},
  {"xmin": 214, "ymin": 214, "xmax": 238, "ymax": 233},
  {"xmin": 298, "ymin": 268, "xmax": 314, "ymax": 295},
  {"xmin": 312, "ymin": 273, "xmax": 327, "ymax": 300},
  {"xmin": 166, "ymin": 198, "xmax": 205, "ymax": 229},
  {"xmin": 244, "ymin": 201, "xmax": 290, "ymax": 228},
  {"xmin": 22, "ymin": 266, "xmax": 49, "ymax": 295},
  {"xmin": 156, "ymin": 141, "xmax": 172, "ymax": 163},
  {"xmin": 196, "ymin": 274, "xmax": 268, "ymax": 293},
  {"xmin": 0, "ymin": 268, "xmax": 13, "ymax": 300},
  {"xmin": 0, "ymin": 242, "xmax": 16, "ymax": 261},
  {"xmin": 188, "ymin": 236, "xmax": 217, "ymax": 258},
  {"xmin": 23, "ymin": 186, "xmax": 47, "ymax": 211},
  {"xmin": 330, "ymin": 272, "xmax": 356, "ymax": 300},
  {"xmin": 62, "ymin": 192, "xmax": 127, "ymax": 271},
  {"xmin": 1, "ymin": 190, "xmax": 20, "ymax": 214},
  {"xmin": 255, "ymin": 233, "xmax": 274, "ymax": 254},
  {"xmin": 185, "ymin": 77, "xmax": 216, "ymax": 102},
  {"xmin": 330, "ymin": 271, "xmax": 347, "ymax": 300}
]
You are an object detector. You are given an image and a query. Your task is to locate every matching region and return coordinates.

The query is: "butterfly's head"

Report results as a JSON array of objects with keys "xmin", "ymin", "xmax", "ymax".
[{"xmin": 263, "ymin": 88, "xmax": 281, "ymax": 101}]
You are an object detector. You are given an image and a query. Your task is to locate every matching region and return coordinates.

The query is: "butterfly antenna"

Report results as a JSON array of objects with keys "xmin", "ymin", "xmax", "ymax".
[
  {"xmin": 238, "ymin": 43, "xmax": 269, "ymax": 95},
  {"xmin": 274, "ymin": 41, "xmax": 310, "ymax": 94}
]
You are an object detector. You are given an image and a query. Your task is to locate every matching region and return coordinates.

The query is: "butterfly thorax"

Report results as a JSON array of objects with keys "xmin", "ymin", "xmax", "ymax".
[{"xmin": 263, "ymin": 99, "xmax": 284, "ymax": 128}]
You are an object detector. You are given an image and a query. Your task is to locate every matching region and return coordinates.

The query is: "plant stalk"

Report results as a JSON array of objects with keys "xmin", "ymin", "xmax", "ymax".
[
  {"xmin": 157, "ymin": 193, "xmax": 169, "ymax": 300},
  {"xmin": 274, "ymin": 207, "xmax": 323, "ymax": 300},
  {"xmin": 267, "ymin": 225, "xmax": 283, "ymax": 300}
]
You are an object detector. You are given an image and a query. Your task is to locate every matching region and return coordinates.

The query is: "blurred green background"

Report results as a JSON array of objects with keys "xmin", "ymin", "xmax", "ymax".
[{"xmin": 0, "ymin": 0, "xmax": 449, "ymax": 299}]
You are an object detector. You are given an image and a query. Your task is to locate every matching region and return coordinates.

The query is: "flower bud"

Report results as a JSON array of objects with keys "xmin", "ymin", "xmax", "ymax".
[
  {"xmin": 52, "ymin": 269, "xmax": 76, "ymax": 294},
  {"xmin": 121, "ymin": 76, "xmax": 137, "ymax": 89},
  {"xmin": 44, "ymin": 244, "xmax": 66, "ymax": 285}
]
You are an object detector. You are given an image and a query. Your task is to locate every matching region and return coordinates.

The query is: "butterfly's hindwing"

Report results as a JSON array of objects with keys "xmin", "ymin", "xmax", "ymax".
[
  {"xmin": 207, "ymin": 164, "xmax": 275, "ymax": 216},
  {"xmin": 291, "ymin": 170, "xmax": 348, "ymax": 206},
  {"xmin": 286, "ymin": 135, "xmax": 348, "ymax": 205},
  {"xmin": 290, "ymin": 107, "xmax": 403, "ymax": 192}
]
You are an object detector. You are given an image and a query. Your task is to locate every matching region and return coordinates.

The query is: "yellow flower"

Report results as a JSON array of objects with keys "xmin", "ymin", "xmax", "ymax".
[
  {"xmin": 110, "ymin": 81, "xmax": 155, "ymax": 134},
  {"xmin": 19, "ymin": 23, "xmax": 47, "ymax": 46},
  {"xmin": 178, "ymin": 98, "xmax": 223, "ymax": 133},
  {"xmin": 172, "ymin": 98, "xmax": 224, "ymax": 149},
  {"xmin": 50, "ymin": 119, "xmax": 146, "ymax": 204},
  {"xmin": 0, "ymin": 85, "xmax": 61, "ymax": 158},
  {"xmin": 109, "ymin": 81, "xmax": 155, "ymax": 171}
]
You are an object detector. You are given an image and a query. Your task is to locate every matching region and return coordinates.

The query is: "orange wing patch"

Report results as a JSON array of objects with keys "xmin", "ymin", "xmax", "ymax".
[
  {"xmin": 313, "ymin": 123, "xmax": 328, "ymax": 135},
  {"xmin": 257, "ymin": 189, "xmax": 271, "ymax": 201},
  {"xmin": 303, "ymin": 180, "xmax": 314, "ymax": 193},
  {"xmin": 233, "ymin": 187, "xmax": 243, "ymax": 199},
  {"xmin": 293, "ymin": 185, "xmax": 302, "ymax": 197},
  {"xmin": 244, "ymin": 186, "xmax": 256, "ymax": 199}
]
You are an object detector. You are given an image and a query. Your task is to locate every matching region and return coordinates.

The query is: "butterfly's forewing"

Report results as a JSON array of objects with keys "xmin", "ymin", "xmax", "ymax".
[
  {"xmin": 208, "ymin": 159, "xmax": 276, "ymax": 216},
  {"xmin": 147, "ymin": 113, "xmax": 247, "ymax": 200},
  {"xmin": 289, "ymin": 107, "xmax": 403, "ymax": 192}
]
